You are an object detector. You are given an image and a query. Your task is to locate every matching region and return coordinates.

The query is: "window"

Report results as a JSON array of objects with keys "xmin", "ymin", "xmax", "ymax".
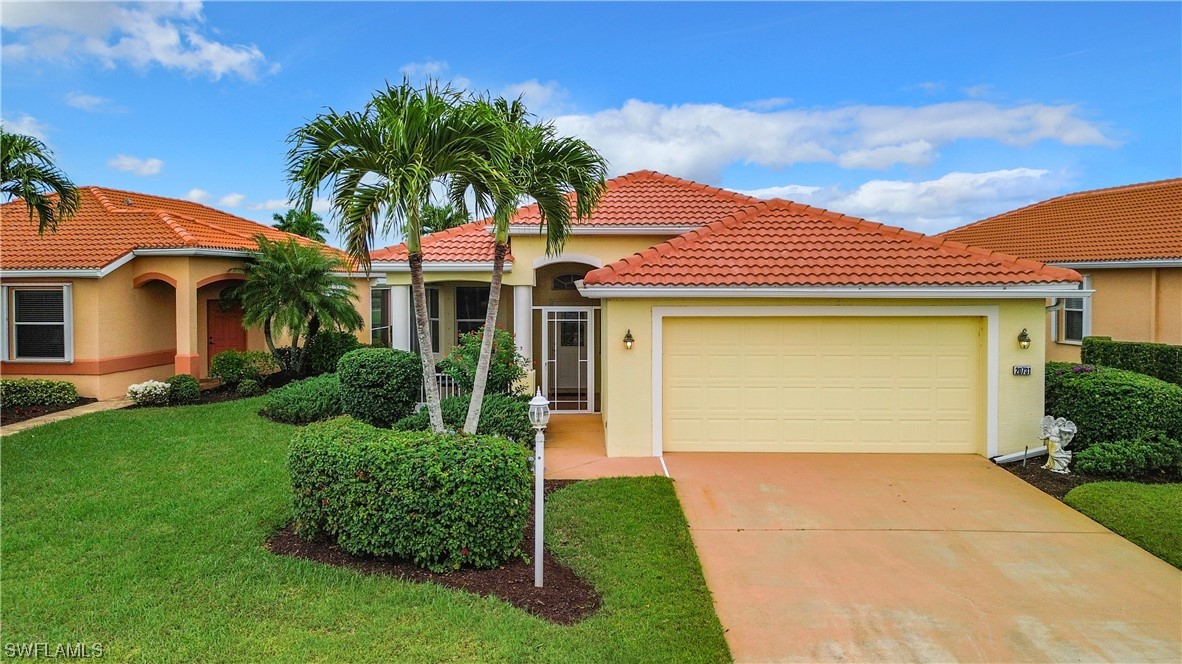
[
  {"xmin": 551, "ymin": 274, "xmax": 582, "ymax": 291},
  {"xmin": 3, "ymin": 286, "xmax": 72, "ymax": 361},
  {"xmin": 455, "ymin": 287, "xmax": 489, "ymax": 339},
  {"xmin": 409, "ymin": 287, "xmax": 440, "ymax": 354},
  {"xmin": 370, "ymin": 288, "xmax": 390, "ymax": 347},
  {"xmin": 1059, "ymin": 275, "xmax": 1091, "ymax": 344}
]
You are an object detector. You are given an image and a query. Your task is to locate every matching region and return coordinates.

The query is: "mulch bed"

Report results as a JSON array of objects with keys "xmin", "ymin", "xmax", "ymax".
[
  {"xmin": 267, "ymin": 479, "xmax": 601, "ymax": 624},
  {"xmin": 1000, "ymin": 457, "xmax": 1180, "ymax": 501},
  {"xmin": 1, "ymin": 397, "xmax": 99, "ymax": 426}
]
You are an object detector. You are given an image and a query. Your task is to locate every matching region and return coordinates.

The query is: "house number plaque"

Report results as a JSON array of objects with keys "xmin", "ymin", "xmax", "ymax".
[{"xmin": 1012, "ymin": 365, "xmax": 1032, "ymax": 376}]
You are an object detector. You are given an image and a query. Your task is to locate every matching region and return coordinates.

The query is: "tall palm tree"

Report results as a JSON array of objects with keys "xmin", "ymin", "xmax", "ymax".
[
  {"xmin": 285, "ymin": 80, "xmax": 506, "ymax": 431},
  {"xmin": 419, "ymin": 201, "xmax": 469, "ymax": 235},
  {"xmin": 1, "ymin": 127, "xmax": 80, "ymax": 234},
  {"xmin": 458, "ymin": 98, "xmax": 608, "ymax": 434},
  {"xmin": 229, "ymin": 235, "xmax": 363, "ymax": 377},
  {"xmin": 272, "ymin": 208, "xmax": 330, "ymax": 242}
]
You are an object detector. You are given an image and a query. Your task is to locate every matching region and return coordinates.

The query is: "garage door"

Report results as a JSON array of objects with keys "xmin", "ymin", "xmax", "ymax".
[{"xmin": 663, "ymin": 316, "xmax": 983, "ymax": 453}]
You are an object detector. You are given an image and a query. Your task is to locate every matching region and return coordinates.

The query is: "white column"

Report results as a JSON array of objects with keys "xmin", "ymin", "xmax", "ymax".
[
  {"xmin": 390, "ymin": 284, "xmax": 411, "ymax": 351},
  {"xmin": 513, "ymin": 285, "xmax": 533, "ymax": 361}
]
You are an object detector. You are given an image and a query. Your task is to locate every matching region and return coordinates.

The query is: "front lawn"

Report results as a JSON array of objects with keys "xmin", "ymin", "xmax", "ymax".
[
  {"xmin": 1064, "ymin": 482, "xmax": 1182, "ymax": 569},
  {"xmin": 1, "ymin": 399, "xmax": 729, "ymax": 662}
]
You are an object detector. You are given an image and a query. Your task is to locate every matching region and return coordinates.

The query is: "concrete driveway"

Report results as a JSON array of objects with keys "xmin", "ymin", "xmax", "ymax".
[{"xmin": 664, "ymin": 453, "xmax": 1182, "ymax": 663}]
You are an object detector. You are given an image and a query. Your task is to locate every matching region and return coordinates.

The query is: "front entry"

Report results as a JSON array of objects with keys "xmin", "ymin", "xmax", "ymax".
[
  {"xmin": 207, "ymin": 305, "xmax": 247, "ymax": 369},
  {"xmin": 540, "ymin": 308, "xmax": 598, "ymax": 412}
]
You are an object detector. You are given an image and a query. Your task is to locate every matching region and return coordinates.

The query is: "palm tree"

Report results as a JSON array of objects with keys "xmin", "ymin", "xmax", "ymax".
[
  {"xmin": 272, "ymin": 208, "xmax": 330, "ymax": 242},
  {"xmin": 1, "ymin": 127, "xmax": 80, "ymax": 234},
  {"xmin": 458, "ymin": 98, "xmax": 608, "ymax": 434},
  {"xmin": 285, "ymin": 80, "xmax": 506, "ymax": 432},
  {"xmin": 419, "ymin": 201, "xmax": 469, "ymax": 235},
  {"xmin": 228, "ymin": 235, "xmax": 363, "ymax": 377}
]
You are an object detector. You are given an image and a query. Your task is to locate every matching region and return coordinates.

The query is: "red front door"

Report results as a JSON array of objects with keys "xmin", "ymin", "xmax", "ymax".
[{"xmin": 207, "ymin": 305, "xmax": 247, "ymax": 369}]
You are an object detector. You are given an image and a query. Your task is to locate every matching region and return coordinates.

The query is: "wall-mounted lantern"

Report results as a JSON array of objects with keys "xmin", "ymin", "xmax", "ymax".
[
  {"xmin": 1017, "ymin": 328, "xmax": 1032, "ymax": 350},
  {"xmin": 623, "ymin": 329, "xmax": 635, "ymax": 350}
]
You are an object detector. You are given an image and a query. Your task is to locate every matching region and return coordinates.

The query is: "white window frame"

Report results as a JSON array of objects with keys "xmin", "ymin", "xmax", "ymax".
[
  {"xmin": 1058, "ymin": 274, "xmax": 1092, "ymax": 345},
  {"xmin": 409, "ymin": 286, "xmax": 441, "ymax": 354},
  {"xmin": 454, "ymin": 286, "xmax": 488, "ymax": 340},
  {"xmin": 0, "ymin": 283, "xmax": 74, "ymax": 363}
]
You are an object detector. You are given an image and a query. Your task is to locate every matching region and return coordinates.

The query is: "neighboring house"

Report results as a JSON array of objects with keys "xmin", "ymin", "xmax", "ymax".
[
  {"xmin": 0, "ymin": 187, "xmax": 370, "ymax": 399},
  {"xmin": 371, "ymin": 170, "xmax": 1082, "ymax": 459},
  {"xmin": 941, "ymin": 179, "xmax": 1182, "ymax": 362}
]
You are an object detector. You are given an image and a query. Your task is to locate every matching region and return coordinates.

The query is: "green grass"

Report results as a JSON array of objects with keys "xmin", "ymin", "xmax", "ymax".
[
  {"xmin": 1064, "ymin": 481, "xmax": 1182, "ymax": 569},
  {"xmin": 1, "ymin": 399, "xmax": 729, "ymax": 662}
]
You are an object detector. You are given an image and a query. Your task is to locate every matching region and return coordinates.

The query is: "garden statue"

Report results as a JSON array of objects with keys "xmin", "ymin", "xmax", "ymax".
[{"xmin": 1040, "ymin": 415, "xmax": 1077, "ymax": 474}]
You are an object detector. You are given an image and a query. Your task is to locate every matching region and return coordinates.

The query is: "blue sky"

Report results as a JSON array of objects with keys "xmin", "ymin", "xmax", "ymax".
[{"xmin": 3, "ymin": 1, "xmax": 1179, "ymax": 249}]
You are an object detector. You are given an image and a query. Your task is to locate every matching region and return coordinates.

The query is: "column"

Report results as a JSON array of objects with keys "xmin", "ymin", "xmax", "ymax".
[
  {"xmin": 174, "ymin": 282, "xmax": 200, "ymax": 376},
  {"xmin": 390, "ymin": 284, "xmax": 411, "ymax": 351},
  {"xmin": 513, "ymin": 285, "xmax": 533, "ymax": 362}
]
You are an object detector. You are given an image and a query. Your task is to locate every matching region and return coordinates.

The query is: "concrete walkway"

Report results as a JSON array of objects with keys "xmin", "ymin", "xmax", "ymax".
[
  {"xmin": 0, "ymin": 397, "xmax": 132, "ymax": 436},
  {"xmin": 544, "ymin": 414, "xmax": 665, "ymax": 480},
  {"xmin": 664, "ymin": 453, "xmax": 1182, "ymax": 663}
]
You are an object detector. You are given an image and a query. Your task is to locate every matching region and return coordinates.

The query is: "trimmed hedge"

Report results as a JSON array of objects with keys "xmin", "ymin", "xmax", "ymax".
[
  {"xmin": 260, "ymin": 374, "xmax": 341, "ymax": 425},
  {"xmin": 236, "ymin": 378, "xmax": 264, "ymax": 397},
  {"xmin": 336, "ymin": 348, "xmax": 422, "ymax": 428},
  {"xmin": 1074, "ymin": 435, "xmax": 1182, "ymax": 479},
  {"xmin": 1082, "ymin": 336, "xmax": 1182, "ymax": 387},
  {"xmin": 289, "ymin": 417, "xmax": 532, "ymax": 572},
  {"xmin": 1045, "ymin": 362, "xmax": 1182, "ymax": 450},
  {"xmin": 307, "ymin": 330, "xmax": 363, "ymax": 376},
  {"xmin": 210, "ymin": 350, "xmax": 277, "ymax": 386},
  {"xmin": 165, "ymin": 374, "xmax": 201, "ymax": 405},
  {"xmin": 394, "ymin": 393, "xmax": 535, "ymax": 445},
  {"xmin": 0, "ymin": 378, "xmax": 78, "ymax": 408}
]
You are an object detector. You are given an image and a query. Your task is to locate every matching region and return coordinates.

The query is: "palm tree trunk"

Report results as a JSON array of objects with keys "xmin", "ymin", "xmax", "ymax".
[
  {"xmin": 463, "ymin": 241, "xmax": 508, "ymax": 434},
  {"xmin": 410, "ymin": 252, "xmax": 446, "ymax": 432},
  {"xmin": 296, "ymin": 314, "xmax": 321, "ymax": 377}
]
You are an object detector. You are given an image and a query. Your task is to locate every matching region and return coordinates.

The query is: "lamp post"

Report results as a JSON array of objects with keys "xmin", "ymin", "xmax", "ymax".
[{"xmin": 528, "ymin": 388, "xmax": 551, "ymax": 588}]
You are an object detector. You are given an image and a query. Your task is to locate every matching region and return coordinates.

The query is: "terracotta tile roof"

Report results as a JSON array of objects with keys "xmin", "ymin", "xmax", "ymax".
[
  {"xmin": 940, "ymin": 179, "xmax": 1182, "ymax": 263},
  {"xmin": 369, "ymin": 170, "xmax": 760, "ymax": 263},
  {"xmin": 1, "ymin": 186, "xmax": 333, "ymax": 270},
  {"xmin": 582, "ymin": 199, "xmax": 1082, "ymax": 288}
]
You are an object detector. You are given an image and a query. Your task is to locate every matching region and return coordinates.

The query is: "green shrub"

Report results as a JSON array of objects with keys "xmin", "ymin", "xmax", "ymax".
[
  {"xmin": 442, "ymin": 327, "xmax": 526, "ymax": 395},
  {"xmin": 1082, "ymin": 336, "xmax": 1182, "ymax": 387},
  {"xmin": 259, "ymin": 374, "xmax": 341, "ymax": 425},
  {"xmin": 236, "ymin": 378, "xmax": 264, "ymax": 397},
  {"xmin": 289, "ymin": 417, "xmax": 532, "ymax": 572},
  {"xmin": 394, "ymin": 393, "xmax": 535, "ymax": 445},
  {"xmin": 307, "ymin": 330, "xmax": 363, "ymax": 376},
  {"xmin": 0, "ymin": 378, "xmax": 78, "ymax": 408},
  {"xmin": 1045, "ymin": 362, "xmax": 1182, "ymax": 450},
  {"xmin": 165, "ymin": 374, "xmax": 201, "ymax": 405},
  {"xmin": 1074, "ymin": 435, "xmax": 1182, "ymax": 478},
  {"xmin": 337, "ymin": 348, "xmax": 422, "ymax": 428},
  {"xmin": 210, "ymin": 350, "xmax": 277, "ymax": 386}
]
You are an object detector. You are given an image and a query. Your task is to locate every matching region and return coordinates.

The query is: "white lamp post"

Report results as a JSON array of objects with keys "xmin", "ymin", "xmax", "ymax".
[{"xmin": 528, "ymin": 388, "xmax": 551, "ymax": 588}]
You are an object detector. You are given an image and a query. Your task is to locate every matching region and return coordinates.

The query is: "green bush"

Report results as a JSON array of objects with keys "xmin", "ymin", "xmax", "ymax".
[
  {"xmin": 394, "ymin": 393, "xmax": 535, "ymax": 445},
  {"xmin": 1082, "ymin": 336, "xmax": 1182, "ymax": 387},
  {"xmin": 1045, "ymin": 362, "xmax": 1182, "ymax": 450},
  {"xmin": 1074, "ymin": 435, "xmax": 1182, "ymax": 478},
  {"xmin": 337, "ymin": 348, "xmax": 422, "ymax": 428},
  {"xmin": 165, "ymin": 374, "xmax": 201, "ymax": 405},
  {"xmin": 442, "ymin": 327, "xmax": 526, "ymax": 395},
  {"xmin": 210, "ymin": 350, "xmax": 277, "ymax": 386},
  {"xmin": 259, "ymin": 374, "xmax": 341, "ymax": 425},
  {"xmin": 289, "ymin": 417, "xmax": 532, "ymax": 572},
  {"xmin": 307, "ymin": 330, "xmax": 363, "ymax": 376},
  {"xmin": 236, "ymin": 378, "xmax": 264, "ymax": 397},
  {"xmin": 0, "ymin": 378, "xmax": 78, "ymax": 408}
]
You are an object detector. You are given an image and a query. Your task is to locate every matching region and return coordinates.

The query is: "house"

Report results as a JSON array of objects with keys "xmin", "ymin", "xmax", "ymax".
[
  {"xmin": 0, "ymin": 187, "xmax": 371, "ymax": 399},
  {"xmin": 941, "ymin": 179, "xmax": 1182, "ymax": 362},
  {"xmin": 370, "ymin": 170, "xmax": 1083, "ymax": 459}
]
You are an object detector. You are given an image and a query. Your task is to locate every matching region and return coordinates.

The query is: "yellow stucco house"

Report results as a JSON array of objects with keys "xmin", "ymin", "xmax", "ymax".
[
  {"xmin": 942, "ymin": 178, "xmax": 1181, "ymax": 363},
  {"xmin": 370, "ymin": 170, "xmax": 1083, "ymax": 460},
  {"xmin": 0, "ymin": 186, "xmax": 370, "ymax": 399}
]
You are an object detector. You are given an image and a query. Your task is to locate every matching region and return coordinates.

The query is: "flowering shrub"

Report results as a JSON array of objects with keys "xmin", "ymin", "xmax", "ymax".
[
  {"xmin": 443, "ymin": 327, "xmax": 526, "ymax": 395},
  {"xmin": 127, "ymin": 380, "xmax": 171, "ymax": 406}
]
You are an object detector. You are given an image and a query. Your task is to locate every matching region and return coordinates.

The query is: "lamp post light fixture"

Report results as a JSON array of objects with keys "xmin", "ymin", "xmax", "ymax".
[
  {"xmin": 528, "ymin": 388, "xmax": 551, "ymax": 588},
  {"xmin": 623, "ymin": 329, "xmax": 635, "ymax": 350},
  {"xmin": 1018, "ymin": 328, "xmax": 1032, "ymax": 350}
]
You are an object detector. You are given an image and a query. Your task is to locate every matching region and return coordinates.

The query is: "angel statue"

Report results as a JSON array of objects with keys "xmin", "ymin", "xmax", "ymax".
[{"xmin": 1040, "ymin": 415, "xmax": 1077, "ymax": 474}]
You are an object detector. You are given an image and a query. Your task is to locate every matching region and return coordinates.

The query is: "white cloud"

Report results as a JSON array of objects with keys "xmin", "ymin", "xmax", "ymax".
[
  {"xmin": 501, "ymin": 79, "xmax": 570, "ymax": 117},
  {"xmin": 65, "ymin": 91, "xmax": 122, "ymax": 112},
  {"xmin": 743, "ymin": 97, "xmax": 793, "ymax": 111},
  {"xmin": 108, "ymin": 154, "xmax": 163, "ymax": 175},
  {"xmin": 399, "ymin": 60, "xmax": 449, "ymax": 77},
  {"xmin": 905, "ymin": 81, "xmax": 944, "ymax": 94},
  {"xmin": 1, "ymin": 113, "xmax": 49, "ymax": 140},
  {"xmin": 554, "ymin": 99, "xmax": 1116, "ymax": 181},
  {"xmin": 218, "ymin": 193, "xmax": 246, "ymax": 208},
  {"xmin": 185, "ymin": 188, "xmax": 209, "ymax": 203},
  {"xmin": 2, "ymin": 2, "xmax": 271, "ymax": 81},
  {"xmin": 964, "ymin": 84, "xmax": 993, "ymax": 99},
  {"xmin": 739, "ymin": 184, "xmax": 823, "ymax": 200},
  {"xmin": 246, "ymin": 197, "xmax": 331, "ymax": 213}
]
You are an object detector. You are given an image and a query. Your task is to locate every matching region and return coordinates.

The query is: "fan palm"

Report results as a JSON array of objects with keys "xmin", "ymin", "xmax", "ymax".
[
  {"xmin": 285, "ymin": 79, "xmax": 506, "ymax": 431},
  {"xmin": 272, "ymin": 208, "xmax": 330, "ymax": 242},
  {"xmin": 1, "ymin": 127, "xmax": 80, "ymax": 234}
]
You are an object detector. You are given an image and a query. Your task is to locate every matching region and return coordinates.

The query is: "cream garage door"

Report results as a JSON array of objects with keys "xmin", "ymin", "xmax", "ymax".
[{"xmin": 663, "ymin": 316, "xmax": 984, "ymax": 453}]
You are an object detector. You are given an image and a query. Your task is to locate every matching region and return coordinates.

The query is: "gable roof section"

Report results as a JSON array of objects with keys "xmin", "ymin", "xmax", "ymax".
[
  {"xmin": 939, "ymin": 178, "xmax": 1182, "ymax": 263},
  {"xmin": 1, "ymin": 186, "xmax": 332, "ymax": 271},
  {"xmin": 368, "ymin": 170, "xmax": 761, "ymax": 264},
  {"xmin": 581, "ymin": 199, "xmax": 1082, "ymax": 292}
]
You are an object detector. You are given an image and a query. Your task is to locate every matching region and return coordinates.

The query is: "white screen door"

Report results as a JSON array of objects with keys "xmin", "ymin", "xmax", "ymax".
[{"xmin": 540, "ymin": 307, "xmax": 597, "ymax": 412}]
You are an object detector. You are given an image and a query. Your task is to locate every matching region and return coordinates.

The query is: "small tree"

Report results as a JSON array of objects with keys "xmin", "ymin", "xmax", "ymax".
[
  {"xmin": 228, "ymin": 235, "xmax": 363, "ymax": 377},
  {"xmin": 1, "ymin": 127, "xmax": 80, "ymax": 234},
  {"xmin": 272, "ymin": 208, "xmax": 330, "ymax": 242},
  {"xmin": 419, "ymin": 202, "xmax": 469, "ymax": 235}
]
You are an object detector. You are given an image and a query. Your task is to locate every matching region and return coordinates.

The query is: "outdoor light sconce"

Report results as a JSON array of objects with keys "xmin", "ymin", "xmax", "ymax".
[
  {"xmin": 1018, "ymin": 328, "xmax": 1032, "ymax": 350},
  {"xmin": 623, "ymin": 329, "xmax": 635, "ymax": 350}
]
